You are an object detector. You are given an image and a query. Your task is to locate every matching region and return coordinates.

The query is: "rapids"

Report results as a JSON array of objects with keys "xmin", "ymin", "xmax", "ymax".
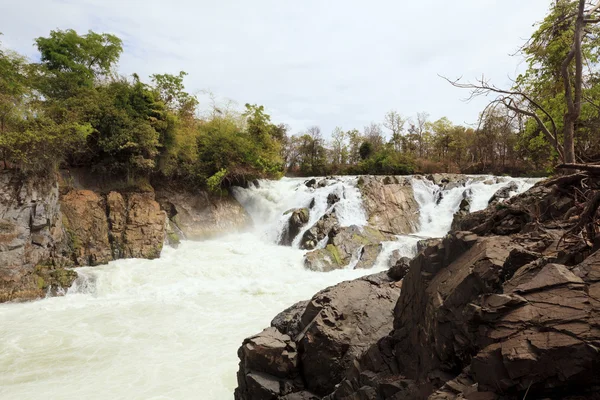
[{"xmin": 0, "ymin": 176, "xmax": 537, "ymax": 400}]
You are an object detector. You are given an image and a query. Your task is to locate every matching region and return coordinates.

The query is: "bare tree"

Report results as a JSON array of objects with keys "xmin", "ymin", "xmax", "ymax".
[
  {"xmin": 443, "ymin": 0, "xmax": 600, "ymax": 164},
  {"xmin": 383, "ymin": 110, "xmax": 406, "ymax": 151}
]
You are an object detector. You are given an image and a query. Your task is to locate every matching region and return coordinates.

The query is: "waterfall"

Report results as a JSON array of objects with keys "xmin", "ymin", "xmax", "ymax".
[
  {"xmin": 0, "ymin": 174, "xmax": 539, "ymax": 400},
  {"xmin": 232, "ymin": 176, "xmax": 368, "ymax": 247}
]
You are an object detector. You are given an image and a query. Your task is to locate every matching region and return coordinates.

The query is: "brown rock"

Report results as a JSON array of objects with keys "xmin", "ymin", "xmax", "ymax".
[
  {"xmin": 359, "ymin": 176, "xmax": 420, "ymax": 235},
  {"xmin": 156, "ymin": 189, "xmax": 251, "ymax": 240},
  {"xmin": 122, "ymin": 193, "xmax": 166, "ymax": 259}
]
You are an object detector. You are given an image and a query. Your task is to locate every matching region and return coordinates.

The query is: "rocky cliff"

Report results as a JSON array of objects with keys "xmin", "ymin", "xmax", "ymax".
[
  {"xmin": 235, "ymin": 173, "xmax": 600, "ymax": 399},
  {"xmin": 0, "ymin": 169, "xmax": 251, "ymax": 303}
]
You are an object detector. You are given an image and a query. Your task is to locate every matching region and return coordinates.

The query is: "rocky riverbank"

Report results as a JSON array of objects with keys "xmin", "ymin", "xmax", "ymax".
[
  {"xmin": 0, "ymin": 169, "xmax": 251, "ymax": 302},
  {"xmin": 235, "ymin": 173, "xmax": 600, "ymax": 399}
]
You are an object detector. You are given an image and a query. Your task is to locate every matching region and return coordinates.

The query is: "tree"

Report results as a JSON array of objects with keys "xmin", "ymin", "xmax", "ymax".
[
  {"xmin": 330, "ymin": 126, "xmax": 348, "ymax": 168},
  {"xmin": 35, "ymin": 29, "xmax": 123, "ymax": 97},
  {"xmin": 383, "ymin": 110, "xmax": 406, "ymax": 152},
  {"xmin": 445, "ymin": 0, "xmax": 600, "ymax": 165},
  {"xmin": 151, "ymin": 71, "xmax": 198, "ymax": 114}
]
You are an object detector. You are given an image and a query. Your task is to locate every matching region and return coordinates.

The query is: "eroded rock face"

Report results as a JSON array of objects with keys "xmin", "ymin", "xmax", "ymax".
[
  {"xmin": 235, "ymin": 272, "xmax": 401, "ymax": 399},
  {"xmin": 330, "ymin": 228, "xmax": 600, "ymax": 399},
  {"xmin": 61, "ymin": 190, "xmax": 166, "ymax": 265},
  {"xmin": 0, "ymin": 171, "xmax": 74, "ymax": 302},
  {"xmin": 0, "ymin": 170, "xmax": 171, "ymax": 302},
  {"xmin": 358, "ymin": 176, "xmax": 420, "ymax": 235},
  {"xmin": 156, "ymin": 189, "xmax": 252, "ymax": 240},
  {"xmin": 60, "ymin": 190, "xmax": 113, "ymax": 266}
]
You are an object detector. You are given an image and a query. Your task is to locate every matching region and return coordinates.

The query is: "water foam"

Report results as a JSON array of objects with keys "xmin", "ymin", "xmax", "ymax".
[{"xmin": 0, "ymin": 175, "xmax": 538, "ymax": 400}]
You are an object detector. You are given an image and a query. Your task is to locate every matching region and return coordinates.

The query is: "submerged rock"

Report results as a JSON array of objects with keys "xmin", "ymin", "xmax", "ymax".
[
  {"xmin": 235, "ymin": 272, "xmax": 400, "ymax": 399},
  {"xmin": 326, "ymin": 192, "xmax": 340, "ymax": 207}
]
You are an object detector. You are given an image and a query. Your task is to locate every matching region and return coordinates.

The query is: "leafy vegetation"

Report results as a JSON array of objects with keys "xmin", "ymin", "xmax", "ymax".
[
  {"xmin": 0, "ymin": 30, "xmax": 285, "ymax": 188},
  {"xmin": 2, "ymin": 3, "xmax": 597, "ymax": 186}
]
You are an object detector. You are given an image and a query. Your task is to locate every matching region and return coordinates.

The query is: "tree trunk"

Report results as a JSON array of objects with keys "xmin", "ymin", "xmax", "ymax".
[{"xmin": 564, "ymin": 118, "xmax": 576, "ymax": 163}]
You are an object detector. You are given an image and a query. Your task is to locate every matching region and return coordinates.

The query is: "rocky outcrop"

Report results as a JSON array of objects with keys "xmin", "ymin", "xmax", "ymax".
[
  {"xmin": 326, "ymin": 174, "xmax": 600, "ymax": 400},
  {"xmin": 300, "ymin": 211, "xmax": 339, "ymax": 250},
  {"xmin": 0, "ymin": 171, "xmax": 73, "ymax": 302},
  {"xmin": 235, "ymin": 272, "xmax": 401, "ymax": 399},
  {"xmin": 236, "ymin": 172, "xmax": 600, "ymax": 399},
  {"xmin": 0, "ymin": 170, "xmax": 171, "ymax": 302},
  {"xmin": 60, "ymin": 189, "xmax": 166, "ymax": 265},
  {"xmin": 358, "ymin": 176, "xmax": 420, "ymax": 235},
  {"xmin": 304, "ymin": 225, "xmax": 392, "ymax": 272},
  {"xmin": 280, "ymin": 208, "xmax": 310, "ymax": 246},
  {"xmin": 155, "ymin": 189, "xmax": 252, "ymax": 240}
]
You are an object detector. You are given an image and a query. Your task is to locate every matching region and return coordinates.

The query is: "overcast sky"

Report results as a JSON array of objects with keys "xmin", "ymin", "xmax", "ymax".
[{"xmin": 0, "ymin": 0, "xmax": 551, "ymax": 137}]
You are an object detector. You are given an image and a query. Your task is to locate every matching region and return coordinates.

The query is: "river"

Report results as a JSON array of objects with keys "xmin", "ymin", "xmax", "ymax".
[{"xmin": 0, "ymin": 176, "xmax": 537, "ymax": 399}]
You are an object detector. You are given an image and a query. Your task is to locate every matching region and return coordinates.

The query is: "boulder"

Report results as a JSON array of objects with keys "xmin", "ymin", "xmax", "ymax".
[
  {"xmin": 358, "ymin": 176, "xmax": 420, "ymax": 235},
  {"xmin": 279, "ymin": 208, "xmax": 310, "ymax": 246},
  {"xmin": 305, "ymin": 179, "xmax": 317, "ymax": 188},
  {"xmin": 487, "ymin": 181, "xmax": 519, "ymax": 206},
  {"xmin": 300, "ymin": 211, "xmax": 339, "ymax": 250},
  {"xmin": 235, "ymin": 272, "xmax": 401, "ymax": 399},
  {"xmin": 327, "ymin": 192, "xmax": 340, "ymax": 207},
  {"xmin": 388, "ymin": 256, "xmax": 411, "ymax": 281}
]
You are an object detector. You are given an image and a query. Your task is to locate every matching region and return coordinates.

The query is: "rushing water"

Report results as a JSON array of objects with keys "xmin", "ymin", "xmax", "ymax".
[{"xmin": 0, "ymin": 176, "xmax": 537, "ymax": 400}]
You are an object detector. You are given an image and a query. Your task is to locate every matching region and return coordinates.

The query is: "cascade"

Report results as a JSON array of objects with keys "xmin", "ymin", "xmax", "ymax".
[{"xmin": 0, "ymin": 175, "xmax": 537, "ymax": 400}]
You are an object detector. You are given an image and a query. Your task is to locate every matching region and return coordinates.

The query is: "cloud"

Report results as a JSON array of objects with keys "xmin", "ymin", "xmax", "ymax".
[{"xmin": 0, "ymin": 0, "xmax": 550, "ymax": 137}]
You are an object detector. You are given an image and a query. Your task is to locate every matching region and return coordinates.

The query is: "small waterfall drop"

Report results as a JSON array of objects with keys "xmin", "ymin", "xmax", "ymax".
[{"xmin": 232, "ymin": 176, "xmax": 368, "ymax": 247}]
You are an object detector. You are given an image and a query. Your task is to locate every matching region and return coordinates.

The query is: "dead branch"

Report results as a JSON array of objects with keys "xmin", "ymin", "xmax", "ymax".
[
  {"xmin": 556, "ymin": 163, "xmax": 600, "ymax": 173},
  {"xmin": 543, "ymin": 172, "xmax": 588, "ymax": 187}
]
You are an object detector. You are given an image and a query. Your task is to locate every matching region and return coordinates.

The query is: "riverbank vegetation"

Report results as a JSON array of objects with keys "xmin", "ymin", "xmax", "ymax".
[{"xmin": 1, "ymin": 1, "xmax": 598, "ymax": 187}]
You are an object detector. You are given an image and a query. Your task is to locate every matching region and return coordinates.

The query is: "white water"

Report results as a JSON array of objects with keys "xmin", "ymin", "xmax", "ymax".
[{"xmin": 0, "ymin": 176, "xmax": 537, "ymax": 400}]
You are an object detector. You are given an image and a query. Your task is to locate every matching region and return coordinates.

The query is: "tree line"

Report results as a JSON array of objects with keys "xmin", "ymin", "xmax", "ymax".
[
  {"xmin": 283, "ymin": 109, "xmax": 534, "ymax": 177},
  {"xmin": 1, "ymin": 1, "xmax": 598, "ymax": 190},
  {"xmin": 0, "ymin": 29, "xmax": 286, "ymax": 190}
]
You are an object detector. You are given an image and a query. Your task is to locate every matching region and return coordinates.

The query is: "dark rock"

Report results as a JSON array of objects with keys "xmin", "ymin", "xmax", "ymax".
[
  {"xmin": 280, "ymin": 208, "xmax": 310, "ymax": 246},
  {"xmin": 305, "ymin": 179, "xmax": 317, "ymax": 188},
  {"xmin": 388, "ymin": 256, "xmax": 411, "ymax": 281},
  {"xmin": 271, "ymin": 300, "xmax": 309, "ymax": 339},
  {"xmin": 487, "ymin": 181, "xmax": 519, "ymax": 206},
  {"xmin": 327, "ymin": 193, "xmax": 340, "ymax": 207},
  {"xmin": 235, "ymin": 273, "xmax": 400, "ymax": 399}
]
